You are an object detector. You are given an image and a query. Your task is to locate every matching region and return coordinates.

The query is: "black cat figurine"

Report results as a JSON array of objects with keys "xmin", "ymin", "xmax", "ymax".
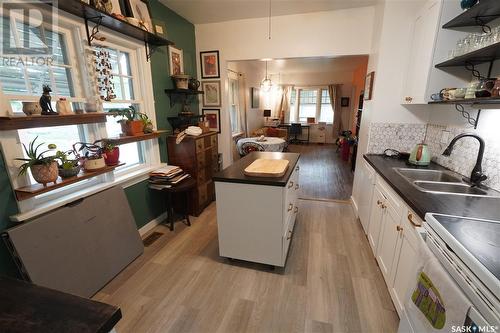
[{"xmin": 40, "ymin": 85, "xmax": 58, "ymax": 115}]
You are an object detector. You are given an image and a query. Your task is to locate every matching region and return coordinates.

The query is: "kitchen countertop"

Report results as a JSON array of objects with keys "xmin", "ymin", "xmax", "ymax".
[
  {"xmin": 364, "ymin": 154, "xmax": 500, "ymax": 221},
  {"xmin": 0, "ymin": 276, "xmax": 121, "ymax": 333},
  {"xmin": 213, "ymin": 152, "xmax": 300, "ymax": 187}
]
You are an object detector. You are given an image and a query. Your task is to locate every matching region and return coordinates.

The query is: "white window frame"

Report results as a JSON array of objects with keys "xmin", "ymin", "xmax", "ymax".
[
  {"xmin": 291, "ymin": 86, "xmax": 333, "ymax": 124},
  {"xmin": 0, "ymin": 7, "xmax": 160, "ymax": 215}
]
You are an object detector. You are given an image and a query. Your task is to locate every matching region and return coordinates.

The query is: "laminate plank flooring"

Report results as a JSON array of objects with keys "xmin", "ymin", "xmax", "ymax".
[
  {"xmin": 287, "ymin": 144, "xmax": 354, "ymax": 201},
  {"xmin": 94, "ymin": 200, "xmax": 399, "ymax": 333}
]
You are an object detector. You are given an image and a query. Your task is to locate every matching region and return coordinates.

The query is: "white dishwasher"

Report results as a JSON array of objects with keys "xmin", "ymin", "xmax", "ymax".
[{"xmin": 398, "ymin": 213, "xmax": 499, "ymax": 332}]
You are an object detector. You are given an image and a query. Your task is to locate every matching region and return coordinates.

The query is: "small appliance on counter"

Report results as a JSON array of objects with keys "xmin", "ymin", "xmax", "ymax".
[{"xmin": 408, "ymin": 143, "xmax": 431, "ymax": 166}]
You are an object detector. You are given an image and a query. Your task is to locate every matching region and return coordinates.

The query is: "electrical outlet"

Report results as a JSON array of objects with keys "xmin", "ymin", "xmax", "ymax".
[{"xmin": 441, "ymin": 130, "xmax": 450, "ymax": 144}]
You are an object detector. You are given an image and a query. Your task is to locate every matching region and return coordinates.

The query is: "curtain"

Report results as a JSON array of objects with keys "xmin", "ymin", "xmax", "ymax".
[
  {"xmin": 270, "ymin": 87, "xmax": 283, "ymax": 119},
  {"xmin": 278, "ymin": 85, "xmax": 292, "ymax": 124},
  {"xmin": 237, "ymin": 73, "xmax": 248, "ymax": 135},
  {"xmin": 329, "ymin": 84, "xmax": 343, "ymax": 137}
]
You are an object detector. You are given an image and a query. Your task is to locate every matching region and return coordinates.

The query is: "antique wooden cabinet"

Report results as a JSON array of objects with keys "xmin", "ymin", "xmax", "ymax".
[{"xmin": 167, "ymin": 131, "xmax": 218, "ymax": 216}]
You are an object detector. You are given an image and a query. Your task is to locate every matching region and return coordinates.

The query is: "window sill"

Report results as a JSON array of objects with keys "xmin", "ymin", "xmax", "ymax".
[{"xmin": 10, "ymin": 163, "xmax": 167, "ymax": 222}]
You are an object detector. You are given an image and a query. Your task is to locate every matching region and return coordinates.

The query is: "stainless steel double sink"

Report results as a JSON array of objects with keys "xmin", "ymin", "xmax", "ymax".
[{"xmin": 393, "ymin": 168, "xmax": 500, "ymax": 198}]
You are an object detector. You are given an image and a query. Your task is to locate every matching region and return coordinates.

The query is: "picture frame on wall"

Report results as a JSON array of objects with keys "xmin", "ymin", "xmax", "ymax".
[
  {"xmin": 202, "ymin": 109, "xmax": 221, "ymax": 133},
  {"xmin": 364, "ymin": 71, "xmax": 375, "ymax": 100},
  {"xmin": 168, "ymin": 45, "xmax": 184, "ymax": 76},
  {"xmin": 201, "ymin": 81, "xmax": 221, "ymax": 107},
  {"xmin": 341, "ymin": 97, "xmax": 350, "ymax": 107},
  {"xmin": 200, "ymin": 50, "xmax": 220, "ymax": 79},
  {"xmin": 127, "ymin": 0, "xmax": 153, "ymax": 32},
  {"xmin": 251, "ymin": 87, "xmax": 260, "ymax": 108}
]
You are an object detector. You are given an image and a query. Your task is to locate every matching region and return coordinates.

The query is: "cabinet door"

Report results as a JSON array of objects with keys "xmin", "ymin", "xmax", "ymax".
[
  {"xmin": 367, "ymin": 186, "xmax": 384, "ymax": 253},
  {"xmin": 376, "ymin": 205, "xmax": 401, "ymax": 283},
  {"xmin": 391, "ymin": 226, "xmax": 421, "ymax": 315},
  {"xmin": 401, "ymin": 0, "xmax": 442, "ymax": 104},
  {"xmin": 357, "ymin": 161, "xmax": 375, "ymax": 234}
]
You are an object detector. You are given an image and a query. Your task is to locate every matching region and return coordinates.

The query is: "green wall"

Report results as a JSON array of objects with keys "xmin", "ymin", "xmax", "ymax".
[
  {"xmin": 125, "ymin": 0, "xmax": 198, "ymax": 229},
  {"xmin": 0, "ymin": 1, "xmax": 197, "ymax": 277}
]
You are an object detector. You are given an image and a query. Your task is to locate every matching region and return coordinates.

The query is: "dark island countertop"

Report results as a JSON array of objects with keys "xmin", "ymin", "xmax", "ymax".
[
  {"xmin": 213, "ymin": 152, "xmax": 300, "ymax": 187},
  {"xmin": 0, "ymin": 276, "xmax": 121, "ymax": 333},
  {"xmin": 364, "ymin": 154, "xmax": 500, "ymax": 221}
]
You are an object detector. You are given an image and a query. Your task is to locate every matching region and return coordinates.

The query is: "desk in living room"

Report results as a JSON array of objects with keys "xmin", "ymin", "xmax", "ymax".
[{"xmin": 278, "ymin": 123, "xmax": 310, "ymax": 143}]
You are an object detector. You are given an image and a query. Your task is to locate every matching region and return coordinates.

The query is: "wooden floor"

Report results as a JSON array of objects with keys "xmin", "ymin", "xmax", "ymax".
[
  {"xmin": 287, "ymin": 144, "xmax": 354, "ymax": 201},
  {"xmin": 94, "ymin": 200, "xmax": 399, "ymax": 333}
]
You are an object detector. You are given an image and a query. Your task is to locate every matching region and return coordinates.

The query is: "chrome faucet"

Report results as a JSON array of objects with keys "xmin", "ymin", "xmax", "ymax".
[{"xmin": 442, "ymin": 133, "xmax": 487, "ymax": 186}]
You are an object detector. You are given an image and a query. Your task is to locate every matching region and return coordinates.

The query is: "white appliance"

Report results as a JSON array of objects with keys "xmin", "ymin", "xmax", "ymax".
[{"xmin": 399, "ymin": 213, "xmax": 500, "ymax": 332}]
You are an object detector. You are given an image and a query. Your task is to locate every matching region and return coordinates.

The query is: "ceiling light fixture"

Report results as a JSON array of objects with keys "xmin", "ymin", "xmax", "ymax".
[{"xmin": 261, "ymin": 60, "xmax": 272, "ymax": 92}]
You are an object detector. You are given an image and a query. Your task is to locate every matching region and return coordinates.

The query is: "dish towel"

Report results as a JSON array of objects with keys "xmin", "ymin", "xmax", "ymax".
[
  {"xmin": 405, "ymin": 242, "xmax": 471, "ymax": 332},
  {"xmin": 185, "ymin": 126, "xmax": 202, "ymax": 136}
]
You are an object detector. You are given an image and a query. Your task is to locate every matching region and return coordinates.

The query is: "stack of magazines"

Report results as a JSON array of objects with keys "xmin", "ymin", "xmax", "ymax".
[{"xmin": 149, "ymin": 165, "xmax": 191, "ymax": 190}]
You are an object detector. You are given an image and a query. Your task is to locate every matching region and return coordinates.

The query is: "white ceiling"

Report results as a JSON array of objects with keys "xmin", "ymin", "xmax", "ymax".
[
  {"xmin": 233, "ymin": 56, "xmax": 369, "ymax": 75},
  {"xmin": 160, "ymin": 0, "xmax": 378, "ymax": 24}
]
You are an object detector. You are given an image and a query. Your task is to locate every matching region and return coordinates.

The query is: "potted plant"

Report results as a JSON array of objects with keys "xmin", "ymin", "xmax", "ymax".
[
  {"xmin": 55, "ymin": 150, "xmax": 80, "ymax": 178},
  {"xmin": 73, "ymin": 142, "xmax": 106, "ymax": 171},
  {"xmin": 110, "ymin": 105, "xmax": 145, "ymax": 136},
  {"xmin": 140, "ymin": 113, "xmax": 154, "ymax": 134},
  {"xmin": 15, "ymin": 136, "xmax": 58, "ymax": 186},
  {"xmin": 103, "ymin": 143, "xmax": 120, "ymax": 166}
]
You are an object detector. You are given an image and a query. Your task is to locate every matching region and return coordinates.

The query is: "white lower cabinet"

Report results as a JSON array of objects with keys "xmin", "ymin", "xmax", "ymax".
[
  {"xmin": 215, "ymin": 165, "xmax": 300, "ymax": 267},
  {"xmin": 363, "ymin": 174, "xmax": 424, "ymax": 318}
]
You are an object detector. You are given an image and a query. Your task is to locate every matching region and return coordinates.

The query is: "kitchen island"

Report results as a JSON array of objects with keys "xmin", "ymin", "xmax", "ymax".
[{"xmin": 213, "ymin": 152, "xmax": 300, "ymax": 267}]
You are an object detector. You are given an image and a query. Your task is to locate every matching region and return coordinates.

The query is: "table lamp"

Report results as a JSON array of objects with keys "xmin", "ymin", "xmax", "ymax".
[{"xmin": 263, "ymin": 109, "xmax": 271, "ymax": 122}]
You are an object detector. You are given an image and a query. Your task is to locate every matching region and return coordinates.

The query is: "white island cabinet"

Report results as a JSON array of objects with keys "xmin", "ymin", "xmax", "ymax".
[{"xmin": 214, "ymin": 152, "xmax": 300, "ymax": 267}]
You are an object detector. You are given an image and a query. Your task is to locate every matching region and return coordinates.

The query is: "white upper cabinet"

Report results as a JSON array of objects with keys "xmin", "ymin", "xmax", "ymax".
[
  {"xmin": 401, "ymin": 0, "xmax": 473, "ymax": 104},
  {"xmin": 402, "ymin": 0, "xmax": 443, "ymax": 104}
]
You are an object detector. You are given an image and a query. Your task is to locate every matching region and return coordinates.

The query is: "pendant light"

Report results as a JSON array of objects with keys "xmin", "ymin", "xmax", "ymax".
[
  {"xmin": 261, "ymin": 60, "xmax": 272, "ymax": 92},
  {"xmin": 261, "ymin": 0, "xmax": 273, "ymax": 92}
]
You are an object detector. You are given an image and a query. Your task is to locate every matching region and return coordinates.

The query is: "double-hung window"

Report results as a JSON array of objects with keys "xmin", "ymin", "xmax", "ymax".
[
  {"xmin": 0, "ymin": 9, "xmax": 156, "ymax": 211},
  {"xmin": 290, "ymin": 87, "xmax": 334, "ymax": 124}
]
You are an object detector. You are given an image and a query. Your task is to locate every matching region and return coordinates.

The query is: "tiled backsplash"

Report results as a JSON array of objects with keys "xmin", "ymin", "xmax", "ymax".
[
  {"xmin": 367, "ymin": 123, "xmax": 427, "ymax": 154},
  {"xmin": 367, "ymin": 122, "xmax": 500, "ymax": 191},
  {"xmin": 425, "ymin": 124, "xmax": 500, "ymax": 191}
]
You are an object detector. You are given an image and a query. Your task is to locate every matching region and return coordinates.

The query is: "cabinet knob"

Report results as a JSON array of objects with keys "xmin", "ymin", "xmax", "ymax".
[
  {"xmin": 407, "ymin": 213, "xmax": 421, "ymax": 227},
  {"xmin": 377, "ymin": 200, "xmax": 383, "ymax": 206},
  {"xmin": 294, "ymin": 206, "xmax": 298, "ymax": 214},
  {"xmin": 295, "ymin": 166, "xmax": 300, "ymax": 171},
  {"xmin": 396, "ymin": 225, "xmax": 403, "ymax": 232},
  {"xmin": 381, "ymin": 204, "xmax": 387, "ymax": 209},
  {"xmin": 295, "ymin": 183, "xmax": 299, "ymax": 190},
  {"xmin": 405, "ymin": 96, "xmax": 413, "ymax": 102},
  {"xmin": 288, "ymin": 181, "xmax": 294, "ymax": 189},
  {"xmin": 288, "ymin": 203, "xmax": 293, "ymax": 211},
  {"xmin": 287, "ymin": 230, "xmax": 293, "ymax": 240}
]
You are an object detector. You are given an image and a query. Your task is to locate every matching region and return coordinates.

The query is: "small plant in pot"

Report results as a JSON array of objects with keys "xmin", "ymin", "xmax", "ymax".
[
  {"xmin": 73, "ymin": 142, "xmax": 106, "ymax": 171},
  {"xmin": 15, "ymin": 136, "xmax": 58, "ymax": 186},
  {"xmin": 110, "ymin": 105, "xmax": 145, "ymax": 136},
  {"xmin": 55, "ymin": 150, "xmax": 80, "ymax": 178},
  {"xmin": 103, "ymin": 143, "xmax": 120, "ymax": 166}
]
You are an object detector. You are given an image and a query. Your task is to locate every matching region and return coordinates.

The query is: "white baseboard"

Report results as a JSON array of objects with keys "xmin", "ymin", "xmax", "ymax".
[
  {"xmin": 350, "ymin": 196, "xmax": 359, "ymax": 218},
  {"xmin": 138, "ymin": 212, "xmax": 168, "ymax": 236}
]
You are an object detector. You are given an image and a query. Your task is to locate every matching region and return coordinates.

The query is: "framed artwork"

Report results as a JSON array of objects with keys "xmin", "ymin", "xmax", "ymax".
[
  {"xmin": 202, "ymin": 109, "xmax": 221, "ymax": 133},
  {"xmin": 341, "ymin": 97, "xmax": 350, "ymax": 107},
  {"xmin": 168, "ymin": 45, "xmax": 184, "ymax": 76},
  {"xmin": 200, "ymin": 50, "xmax": 220, "ymax": 79},
  {"xmin": 152, "ymin": 19, "xmax": 167, "ymax": 37},
  {"xmin": 364, "ymin": 71, "xmax": 375, "ymax": 100},
  {"xmin": 201, "ymin": 81, "xmax": 221, "ymax": 107},
  {"xmin": 128, "ymin": 0, "xmax": 153, "ymax": 32},
  {"xmin": 251, "ymin": 87, "xmax": 260, "ymax": 108}
]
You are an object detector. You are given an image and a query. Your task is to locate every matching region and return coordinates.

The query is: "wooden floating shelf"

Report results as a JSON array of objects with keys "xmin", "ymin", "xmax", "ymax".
[
  {"xmin": 164, "ymin": 89, "xmax": 204, "ymax": 95},
  {"xmin": 14, "ymin": 163, "xmax": 125, "ymax": 201},
  {"xmin": 428, "ymin": 97, "xmax": 500, "ymax": 105},
  {"xmin": 0, "ymin": 113, "xmax": 107, "ymax": 130},
  {"xmin": 49, "ymin": 0, "xmax": 173, "ymax": 47},
  {"xmin": 443, "ymin": 0, "xmax": 500, "ymax": 29},
  {"xmin": 435, "ymin": 41, "xmax": 500, "ymax": 68},
  {"xmin": 102, "ymin": 130, "xmax": 169, "ymax": 145}
]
